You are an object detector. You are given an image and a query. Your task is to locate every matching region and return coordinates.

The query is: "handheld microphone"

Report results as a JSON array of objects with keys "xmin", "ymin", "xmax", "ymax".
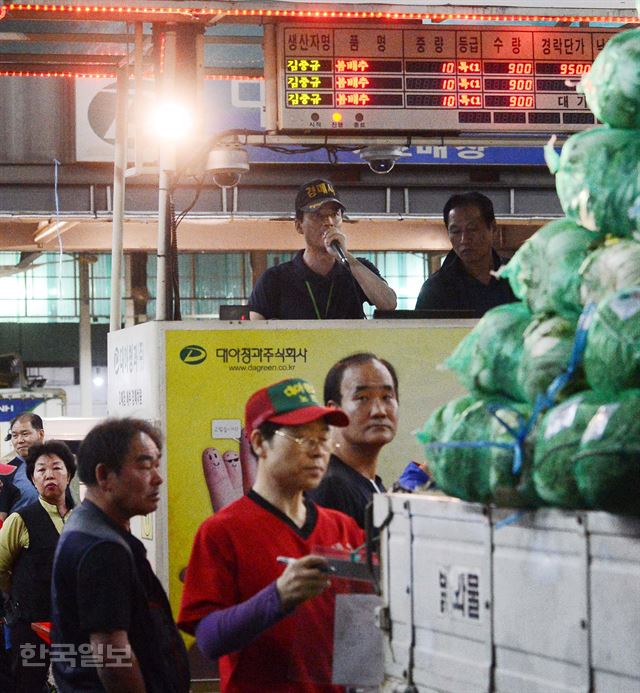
[{"xmin": 331, "ymin": 240, "xmax": 349, "ymax": 266}]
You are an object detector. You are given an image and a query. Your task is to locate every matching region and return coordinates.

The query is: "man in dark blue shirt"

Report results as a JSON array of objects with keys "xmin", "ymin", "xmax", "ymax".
[
  {"xmin": 0, "ymin": 413, "xmax": 45, "ymax": 520},
  {"xmin": 415, "ymin": 191, "xmax": 516, "ymax": 317},
  {"xmin": 51, "ymin": 418, "xmax": 189, "ymax": 693},
  {"xmin": 249, "ymin": 179, "xmax": 397, "ymax": 319},
  {"xmin": 308, "ymin": 352, "xmax": 399, "ymax": 528}
]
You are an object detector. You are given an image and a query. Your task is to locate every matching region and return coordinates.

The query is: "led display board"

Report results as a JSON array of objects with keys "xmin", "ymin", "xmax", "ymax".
[{"xmin": 276, "ymin": 24, "xmax": 619, "ymax": 133}]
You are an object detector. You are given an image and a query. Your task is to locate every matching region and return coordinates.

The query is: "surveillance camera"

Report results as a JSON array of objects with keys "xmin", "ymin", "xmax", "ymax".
[
  {"xmin": 358, "ymin": 145, "xmax": 410, "ymax": 175},
  {"xmin": 212, "ymin": 171, "xmax": 242, "ymax": 189},
  {"xmin": 206, "ymin": 146, "xmax": 249, "ymax": 188},
  {"xmin": 368, "ymin": 158, "xmax": 396, "ymax": 174}
]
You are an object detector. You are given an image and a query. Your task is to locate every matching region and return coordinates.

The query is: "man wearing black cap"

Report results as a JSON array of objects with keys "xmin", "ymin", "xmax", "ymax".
[
  {"xmin": 248, "ymin": 179, "xmax": 397, "ymax": 319},
  {"xmin": 179, "ymin": 377, "xmax": 364, "ymax": 692}
]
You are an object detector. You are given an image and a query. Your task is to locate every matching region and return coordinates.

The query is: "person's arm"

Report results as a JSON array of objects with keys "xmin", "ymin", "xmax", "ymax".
[
  {"xmin": 195, "ymin": 581, "xmax": 284, "ymax": 658},
  {"xmin": 248, "ymin": 268, "xmax": 276, "ymax": 320},
  {"xmin": 77, "ymin": 543, "xmax": 141, "ymax": 685},
  {"xmin": 89, "ymin": 630, "xmax": 146, "ymax": 693},
  {"xmin": 0, "ymin": 512, "xmax": 28, "ymax": 592},
  {"xmin": 192, "ymin": 555, "xmax": 332, "ymax": 659},
  {"xmin": 345, "ymin": 254, "xmax": 397, "ymax": 311},
  {"xmin": 325, "ymin": 229, "xmax": 396, "ymax": 311},
  {"xmin": 392, "ymin": 461, "xmax": 431, "ymax": 492}
]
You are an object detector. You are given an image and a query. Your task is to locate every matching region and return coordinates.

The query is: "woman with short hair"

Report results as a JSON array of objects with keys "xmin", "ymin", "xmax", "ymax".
[{"xmin": 0, "ymin": 440, "xmax": 75, "ymax": 692}]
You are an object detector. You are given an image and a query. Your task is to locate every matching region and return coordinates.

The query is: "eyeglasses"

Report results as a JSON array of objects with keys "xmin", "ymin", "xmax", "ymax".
[{"xmin": 273, "ymin": 429, "xmax": 332, "ymax": 452}]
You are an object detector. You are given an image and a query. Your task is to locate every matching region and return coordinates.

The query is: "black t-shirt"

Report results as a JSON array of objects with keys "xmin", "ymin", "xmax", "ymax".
[
  {"xmin": 248, "ymin": 250, "xmax": 383, "ymax": 319},
  {"xmin": 307, "ymin": 455, "xmax": 386, "ymax": 529},
  {"xmin": 415, "ymin": 250, "xmax": 516, "ymax": 318},
  {"xmin": 52, "ymin": 501, "xmax": 189, "ymax": 693}
]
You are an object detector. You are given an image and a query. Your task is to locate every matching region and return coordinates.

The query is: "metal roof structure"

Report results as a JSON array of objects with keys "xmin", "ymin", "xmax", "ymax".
[
  {"xmin": 2, "ymin": 0, "xmax": 638, "ymax": 77},
  {"xmin": 0, "ymin": 0, "xmax": 637, "ymax": 260}
]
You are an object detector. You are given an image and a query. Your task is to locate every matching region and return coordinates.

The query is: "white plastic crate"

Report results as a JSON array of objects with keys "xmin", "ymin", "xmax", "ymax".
[
  {"xmin": 492, "ymin": 509, "xmax": 589, "ymax": 693},
  {"xmin": 376, "ymin": 495, "xmax": 492, "ymax": 693},
  {"xmin": 587, "ymin": 512, "xmax": 640, "ymax": 693},
  {"xmin": 374, "ymin": 494, "xmax": 640, "ymax": 693}
]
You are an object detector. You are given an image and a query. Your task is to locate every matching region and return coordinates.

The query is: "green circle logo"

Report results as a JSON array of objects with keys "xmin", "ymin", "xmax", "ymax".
[{"xmin": 179, "ymin": 345, "xmax": 207, "ymax": 365}]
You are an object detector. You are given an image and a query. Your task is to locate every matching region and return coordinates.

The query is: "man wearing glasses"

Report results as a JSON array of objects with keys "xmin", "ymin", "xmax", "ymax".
[
  {"xmin": 248, "ymin": 179, "xmax": 397, "ymax": 319},
  {"xmin": 179, "ymin": 378, "xmax": 364, "ymax": 692}
]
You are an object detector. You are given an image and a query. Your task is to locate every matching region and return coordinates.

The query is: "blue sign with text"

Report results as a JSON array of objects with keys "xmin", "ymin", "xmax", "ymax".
[{"xmin": 0, "ymin": 399, "xmax": 46, "ymax": 422}]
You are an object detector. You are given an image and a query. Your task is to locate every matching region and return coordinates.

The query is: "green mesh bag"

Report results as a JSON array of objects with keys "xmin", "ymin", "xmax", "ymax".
[
  {"xmin": 418, "ymin": 394, "xmax": 476, "ymax": 444},
  {"xmin": 544, "ymin": 128, "xmax": 640, "ymax": 237},
  {"xmin": 533, "ymin": 391, "xmax": 606, "ymax": 508},
  {"xmin": 417, "ymin": 397, "xmax": 532, "ymax": 504},
  {"xmin": 579, "ymin": 238, "xmax": 640, "ymax": 306},
  {"xmin": 578, "ymin": 28, "xmax": 640, "ymax": 129},
  {"xmin": 518, "ymin": 315, "xmax": 584, "ymax": 405},
  {"xmin": 497, "ymin": 218, "xmax": 600, "ymax": 320},
  {"xmin": 584, "ymin": 286, "xmax": 640, "ymax": 395},
  {"xmin": 487, "ymin": 403, "xmax": 541, "ymax": 509},
  {"xmin": 445, "ymin": 302, "xmax": 532, "ymax": 403},
  {"xmin": 574, "ymin": 389, "xmax": 640, "ymax": 514}
]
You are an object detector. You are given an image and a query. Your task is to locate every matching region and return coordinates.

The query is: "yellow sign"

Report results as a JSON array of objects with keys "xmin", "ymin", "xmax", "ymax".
[{"xmin": 164, "ymin": 324, "xmax": 469, "ymax": 611}]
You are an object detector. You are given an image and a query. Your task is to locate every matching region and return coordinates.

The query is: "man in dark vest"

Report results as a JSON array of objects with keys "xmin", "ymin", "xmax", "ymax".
[{"xmin": 51, "ymin": 417, "xmax": 190, "ymax": 693}]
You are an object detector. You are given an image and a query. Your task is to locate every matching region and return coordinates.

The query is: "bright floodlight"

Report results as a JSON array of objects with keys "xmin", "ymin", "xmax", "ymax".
[{"xmin": 149, "ymin": 101, "xmax": 194, "ymax": 141}]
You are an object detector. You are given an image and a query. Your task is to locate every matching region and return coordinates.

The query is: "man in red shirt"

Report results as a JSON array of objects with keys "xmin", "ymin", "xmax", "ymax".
[{"xmin": 179, "ymin": 378, "xmax": 364, "ymax": 693}]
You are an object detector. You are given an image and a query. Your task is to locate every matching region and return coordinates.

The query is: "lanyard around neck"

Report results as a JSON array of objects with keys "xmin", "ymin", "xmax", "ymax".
[{"xmin": 305, "ymin": 279, "xmax": 334, "ymax": 319}]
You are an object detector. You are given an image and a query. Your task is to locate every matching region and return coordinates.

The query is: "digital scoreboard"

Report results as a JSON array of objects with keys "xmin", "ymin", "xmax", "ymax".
[{"xmin": 276, "ymin": 24, "xmax": 619, "ymax": 133}]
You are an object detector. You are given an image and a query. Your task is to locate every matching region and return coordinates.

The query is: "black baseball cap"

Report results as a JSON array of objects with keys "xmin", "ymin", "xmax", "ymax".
[{"xmin": 295, "ymin": 179, "xmax": 346, "ymax": 214}]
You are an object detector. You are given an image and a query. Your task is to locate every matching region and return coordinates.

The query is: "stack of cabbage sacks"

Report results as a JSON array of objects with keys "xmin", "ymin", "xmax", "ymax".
[{"xmin": 417, "ymin": 28, "xmax": 640, "ymax": 514}]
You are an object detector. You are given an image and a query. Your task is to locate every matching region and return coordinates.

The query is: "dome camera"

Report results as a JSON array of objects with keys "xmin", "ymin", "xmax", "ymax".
[
  {"xmin": 206, "ymin": 146, "xmax": 250, "ymax": 188},
  {"xmin": 358, "ymin": 145, "xmax": 410, "ymax": 175}
]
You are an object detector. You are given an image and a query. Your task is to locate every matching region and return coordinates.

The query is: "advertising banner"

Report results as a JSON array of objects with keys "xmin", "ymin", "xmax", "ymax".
[{"xmin": 163, "ymin": 322, "xmax": 470, "ymax": 613}]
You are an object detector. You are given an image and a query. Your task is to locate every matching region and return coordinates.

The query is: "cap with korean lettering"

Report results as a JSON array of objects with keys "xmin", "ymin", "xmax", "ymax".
[
  {"xmin": 245, "ymin": 377, "xmax": 349, "ymax": 437},
  {"xmin": 295, "ymin": 179, "xmax": 346, "ymax": 214}
]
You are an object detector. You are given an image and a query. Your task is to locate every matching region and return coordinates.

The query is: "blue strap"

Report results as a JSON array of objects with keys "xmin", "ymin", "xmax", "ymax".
[
  {"xmin": 494, "ymin": 511, "xmax": 527, "ymax": 530},
  {"xmin": 424, "ymin": 303, "xmax": 597, "ymax": 477}
]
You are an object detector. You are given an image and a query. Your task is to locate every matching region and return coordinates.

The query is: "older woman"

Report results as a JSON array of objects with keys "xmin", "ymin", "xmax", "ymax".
[{"xmin": 0, "ymin": 440, "xmax": 75, "ymax": 692}]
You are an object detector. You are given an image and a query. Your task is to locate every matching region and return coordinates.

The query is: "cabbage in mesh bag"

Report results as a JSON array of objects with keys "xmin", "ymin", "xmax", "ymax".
[
  {"xmin": 579, "ymin": 238, "xmax": 640, "ymax": 306},
  {"xmin": 544, "ymin": 128, "xmax": 640, "ymax": 237},
  {"xmin": 418, "ymin": 394, "xmax": 475, "ymax": 444},
  {"xmin": 417, "ymin": 397, "xmax": 535, "ymax": 505},
  {"xmin": 518, "ymin": 315, "xmax": 584, "ymax": 405},
  {"xmin": 497, "ymin": 218, "xmax": 600, "ymax": 320},
  {"xmin": 533, "ymin": 391, "xmax": 606, "ymax": 508},
  {"xmin": 445, "ymin": 301, "xmax": 532, "ymax": 403},
  {"xmin": 487, "ymin": 403, "xmax": 541, "ymax": 508},
  {"xmin": 578, "ymin": 28, "xmax": 640, "ymax": 129},
  {"xmin": 584, "ymin": 286, "xmax": 640, "ymax": 395},
  {"xmin": 574, "ymin": 389, "xmax": 640, "ymax": 515}
]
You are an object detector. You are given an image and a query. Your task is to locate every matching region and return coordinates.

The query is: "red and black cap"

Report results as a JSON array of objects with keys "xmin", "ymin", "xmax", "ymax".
[{"xmin": 245, "ymin": 378, "xmax": 349, "ymax": 437}]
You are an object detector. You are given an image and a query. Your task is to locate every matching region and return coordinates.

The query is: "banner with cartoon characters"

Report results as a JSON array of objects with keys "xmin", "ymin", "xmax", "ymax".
[{"xmin": 162, "ymin": 322, "xmax": 471, "ymax": 615}]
